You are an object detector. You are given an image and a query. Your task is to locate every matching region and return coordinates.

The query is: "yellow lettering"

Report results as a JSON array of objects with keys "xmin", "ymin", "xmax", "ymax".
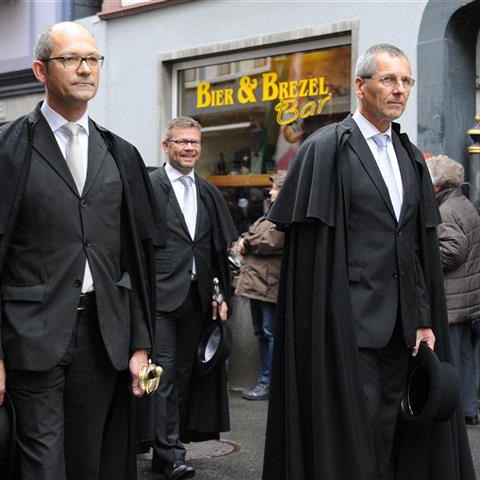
[
  {"xmin": 278, "ymin": 82, "xmax": 290, "ymax": 101},
  {"xmin": 224, "ymin": 89, "xmax": 234, "ymax": 105},
  {"xmin": 299, "ymin": 101, "xmax": 317, "ymax": 118},
  {"xmin": 275, "ymin": 99, "xmax": 299, "ymax": 125},
  {"xmin": 288, "ymin": 80, "xmax": 298, "ymax": 99},
  {"xmin": 262, "ymin": 72, "xmax": 279, "ymax": 101},
  {"xmin": 316, "ymin": 93, "xmax": 333, "ymax": 114},
  {"xmin": 196, "ymin": 82, "xmax": 234, "ymax": 107},
  {"xmin": 299, "ymin": 79, "xmax": 309, "ymax": 98},
  {"xmin": 319, "ymin": 77, "xmax": 329, "ymax": 95},
  {"xmin": 307, "ymin": 78, "xmax": 318, "ymax": 96},
  {"xmin": 196, "ymin": 82, "xmax": 212, "ymax": 108}
]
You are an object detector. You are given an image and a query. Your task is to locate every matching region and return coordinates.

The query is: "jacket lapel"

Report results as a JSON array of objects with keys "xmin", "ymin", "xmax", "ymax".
[
  {"xmin": 347, "ymin": 122, "xmax": 397, "ymax": 220},
  {"xmin": 82, "ymin": 118, "xmax": 108, "ymax": 197},
  {"xmin": 32, "ymin": 114, "xmax": 79, "ymax": 196},
  {"xmin": 392, "ymin": 130, "xmax": 413, "ymax": 225}
]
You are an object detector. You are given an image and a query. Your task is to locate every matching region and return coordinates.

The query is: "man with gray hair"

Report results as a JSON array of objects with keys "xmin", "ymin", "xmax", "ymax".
[
  {"xmin": 263, "ymin": 44, "xmax": 474, "ymax": 479},
  {"xmin": 426, "ymin": 154, "xmax": 480, "ymax": 426}
]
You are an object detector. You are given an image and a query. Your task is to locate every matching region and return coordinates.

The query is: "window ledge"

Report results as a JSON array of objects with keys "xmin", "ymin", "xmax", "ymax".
[{"xmin": 99, "ymin": 0, "xmax": 191, "ymax": 20}]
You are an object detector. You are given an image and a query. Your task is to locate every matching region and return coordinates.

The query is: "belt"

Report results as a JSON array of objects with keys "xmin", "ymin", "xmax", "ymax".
[{"xmin": 77, "ymin": 291, "xmax": 96, "ymax": 311}]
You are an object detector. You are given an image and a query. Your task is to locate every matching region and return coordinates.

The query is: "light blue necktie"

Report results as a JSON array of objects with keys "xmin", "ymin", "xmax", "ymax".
[
  {"xmin": 63, "ymin": 122, "xmax": 86, "ymax": 195},
  {"xmin": 372, "ymin": 134, "xmax": 402, "ymax": 220},
  {"xmin": 179, "ymin": 175, "xmax": 196, "ymax": 239}
]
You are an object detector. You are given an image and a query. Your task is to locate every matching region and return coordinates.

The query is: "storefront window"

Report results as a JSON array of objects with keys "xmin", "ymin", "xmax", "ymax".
[{"xmin": 176, "ymin": 43, "xmax": 351, "ymax": 230}]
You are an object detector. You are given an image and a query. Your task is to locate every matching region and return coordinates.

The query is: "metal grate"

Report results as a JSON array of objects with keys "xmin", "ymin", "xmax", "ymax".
[{"xmin": 186, "ymin": 439, "xmax": 238, "ymax": 459}]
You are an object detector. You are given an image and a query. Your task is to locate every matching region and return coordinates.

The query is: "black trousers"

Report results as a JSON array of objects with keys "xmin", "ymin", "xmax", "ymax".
[
  {"xmin": 358, "ymin": 321, "xmax": 410, "ymax": 480},
  {"xmin": 7, "ymin": 294, "xmax": 118, "ymax": 480},
  {"xmin": 152, "ymin": 282, "xmax": 206, "ymax": 470}
]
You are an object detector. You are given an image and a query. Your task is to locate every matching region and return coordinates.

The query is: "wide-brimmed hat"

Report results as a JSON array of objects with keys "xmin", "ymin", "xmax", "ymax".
[
  {"xmin": 196, "ymin": 321, "xmax": 232, "ymax": 376},
  {"xmin": 400, "ymin": 343, "xmax": 458, "ymax": 424},
  {"xmin": 0, "ymin": 393, "xmax": 16, "ymax": 480}
]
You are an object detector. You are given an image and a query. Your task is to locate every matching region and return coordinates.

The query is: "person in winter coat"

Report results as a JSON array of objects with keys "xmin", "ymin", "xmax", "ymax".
[
  {"xmin": 235, "ymin": 171, "xmax": 286, "ymax": 400},
  {"xmin": 426, "ymin": 154, "xmax": 480, "ymax": 425}
]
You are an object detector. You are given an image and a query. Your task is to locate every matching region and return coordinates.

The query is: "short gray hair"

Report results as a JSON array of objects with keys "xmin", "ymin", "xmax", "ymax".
[
  {"xmin": 34, "ymin": 26, "xmax": 54, "ymax": 60},
  {"xmin": 270, "ymin": 170, "xmax": 287, "ymax": 189},
  {"xmin": 165, "ymin": 116, "xmax": 201, "ymax": 140},
  {"xmin": 426, "ymin": 155, "xmax": 464, "ymax": 189},
  {"xmin": 355, "ymin": 44, "xmax": 408, "ymax": 78}
]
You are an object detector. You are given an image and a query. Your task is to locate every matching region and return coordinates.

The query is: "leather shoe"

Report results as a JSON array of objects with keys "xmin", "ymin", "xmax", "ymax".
[
  {"xmin": 242, "ymin": 383, "xmax": 269, "ymax": 400},
  {"xmin": 164, "ymin": 459, "xmax": 195, "ymax": 480},
  {"xmin": 465, "ymin": 415, "xmax": 479, "ymax": 426}
]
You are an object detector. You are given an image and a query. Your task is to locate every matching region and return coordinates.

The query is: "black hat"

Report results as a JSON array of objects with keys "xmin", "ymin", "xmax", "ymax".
[
  {"xmin": 0, "ymin": 393, "xmax": 16, "ymax": 480},
  {"xmin": 400, "ymin": 343, "xmax": 459, "ymax": 424},
  {"xmin": 196, "ymin": 321, "xmax": 232, "ymax": 376}
]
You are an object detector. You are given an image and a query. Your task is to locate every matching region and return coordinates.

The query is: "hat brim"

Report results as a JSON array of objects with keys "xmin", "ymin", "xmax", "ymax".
[
  {"xmin": 196, "ymin": 321, "xmax": 232, "ymax": 376},
  {"xmin": 400, "ymin": 343, "xmax": 458, "ymax": 424}
]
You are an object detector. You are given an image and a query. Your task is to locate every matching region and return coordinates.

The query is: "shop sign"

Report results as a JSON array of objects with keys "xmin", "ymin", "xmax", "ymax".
[{"xmin": 196, "ymin": 71, "xmax": 333, "ymax": 126}]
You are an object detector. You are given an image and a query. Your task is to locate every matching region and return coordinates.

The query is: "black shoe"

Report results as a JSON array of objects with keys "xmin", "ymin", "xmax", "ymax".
[
  {"xmin": 242, "ymin": 383, "xmax": 269, "ymax": 400},
  {"xmin": 465, "ymin": 415, "xmax": 479, "ymax": 426},
  {"xmin": 164, "ymin": 459, "xmax": 195, "ymax": 480}
]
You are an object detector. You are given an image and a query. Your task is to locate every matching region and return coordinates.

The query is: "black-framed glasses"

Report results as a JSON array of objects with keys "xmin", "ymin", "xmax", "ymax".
[
  {"xmin": 362, "ymin": 75, "xmax": 415, "ymax": 89},
  {"xmin": 167, "ymin": 139, "xmax": 201, "ymax": 148},
  {"xmin": 42, "ymin": 55, "xmax": 105, "ymax": 70}
]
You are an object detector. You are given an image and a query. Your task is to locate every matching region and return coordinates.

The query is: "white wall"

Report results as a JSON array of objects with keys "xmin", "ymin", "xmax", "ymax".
[{"xmin": 82, "ymin": 0, "xmax": 428, "ymax": 165}]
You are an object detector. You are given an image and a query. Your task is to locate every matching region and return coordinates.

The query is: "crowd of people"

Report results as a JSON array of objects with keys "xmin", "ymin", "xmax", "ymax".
[{"xmin": 0, "ymin": 20, "xmax": 478, "ymax": 480}]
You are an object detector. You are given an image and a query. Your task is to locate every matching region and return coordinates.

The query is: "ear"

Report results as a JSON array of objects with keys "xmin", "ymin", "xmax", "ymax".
[
  {"xmin": 32, "ymin": 60, "xmax": 48, "ymax": 84},
  {"xmin": 354, "ymin": 76, "xmax": 364, "ymax": 100},
  {"xmin": 161, "ymin": 140, "xmax": 169, "ymax": 153}
]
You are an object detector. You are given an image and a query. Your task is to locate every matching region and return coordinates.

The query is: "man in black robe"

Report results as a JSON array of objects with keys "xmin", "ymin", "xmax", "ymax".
[
  {"xmin": 148, "ymin": 117, "xmax": 237, "ymax": 480},
  {"xmin": 0, "ymin": 22, "xmax": 158, "ymax": 480},
  {"xmin": 263, "ymin": 44, "xmax": 475, "ymax": 480}
]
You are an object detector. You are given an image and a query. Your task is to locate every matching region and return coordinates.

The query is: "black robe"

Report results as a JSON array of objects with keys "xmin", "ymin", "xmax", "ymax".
[
  {"xmin": 137, "ymin": 169, "xmax": 237, "ymax": 445},
  {"xmin": 0, "ymin": 107, "xmax": 159, "ymax": 480},
  {"xmin": 262, "ymin": 116, "xmax": 475, "ymax": 479}
]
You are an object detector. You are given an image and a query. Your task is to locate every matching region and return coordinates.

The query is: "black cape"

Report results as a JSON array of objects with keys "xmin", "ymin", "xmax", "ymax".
[
  {"xmin": 0, "ymin": 107, "xmax": 159, "ymax": 480},
  {"xmin": 262, "ymin": 116, "xmax": 475, "ymax": 479}
]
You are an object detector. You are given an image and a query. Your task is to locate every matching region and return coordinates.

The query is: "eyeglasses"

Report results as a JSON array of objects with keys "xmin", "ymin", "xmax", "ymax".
[
  {"xmin": 167, "ymin": 139, "xmax": 201, "ymax": 148},
  {"xmin": 362, "ymin": 75, "xmax": 416, "ymax": 89},
  {"xmin": 42, "ymin": 55, "xmax": 105, "ymax": 70}
]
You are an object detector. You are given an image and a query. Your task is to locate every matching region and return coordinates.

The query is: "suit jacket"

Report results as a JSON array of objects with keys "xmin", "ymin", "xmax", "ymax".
[
  {"xmin": 0, "ymin": 106, "xmax": 158, "ymax": 372},
  {"xmin": 345, "ymin": 119, "xmax": 429, "ymax": 348},
  {"xmin": 149, "ymin": 166, "xmax": 237, "ymax": 313}
]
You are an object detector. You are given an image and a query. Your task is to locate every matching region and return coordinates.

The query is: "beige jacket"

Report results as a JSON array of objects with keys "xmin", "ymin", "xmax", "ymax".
[{"xmin": 235, "ymin": 215, "xmax": 284, "ymax": 303}]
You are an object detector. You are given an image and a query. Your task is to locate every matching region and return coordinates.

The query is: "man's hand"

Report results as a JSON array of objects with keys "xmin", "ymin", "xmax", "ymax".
[
  {"xmin": 212, "ymin": 300, "xmax": 228, "ymax": 322},
  {"xmin": 129, "ymin": 349, "xmax": 149, "ymax": 397},
  {"xmin": 0, "ymin": 359, "xmax": 5, "ymax": 406},
  {"xmin": 412, "ymin": 328, "xmax": 435, "ymax": 356}
]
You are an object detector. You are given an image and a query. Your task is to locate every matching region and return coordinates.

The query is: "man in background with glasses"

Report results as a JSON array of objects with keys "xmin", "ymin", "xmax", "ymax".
[
  {"xmin": 263, "ymin": 44, "xmax": 475, "ymax": 480},
  {"xmin": 147, "ymin": 117, "xmax": 237, "ymax": 480},
  {"xmin": 0, "ymin": 22, "xmax": 158, "ymax": 480}
]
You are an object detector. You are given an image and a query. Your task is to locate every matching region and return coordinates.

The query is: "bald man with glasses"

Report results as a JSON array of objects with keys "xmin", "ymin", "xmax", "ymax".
[{"xmin": 0, "ymin": 22, "xmax": 158, "ymax": 480}]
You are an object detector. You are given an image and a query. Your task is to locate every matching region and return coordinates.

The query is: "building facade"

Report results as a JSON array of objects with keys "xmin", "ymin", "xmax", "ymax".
[{"xmin": 1, "ymin": 0, "xmax": 480, "ymax": 387}]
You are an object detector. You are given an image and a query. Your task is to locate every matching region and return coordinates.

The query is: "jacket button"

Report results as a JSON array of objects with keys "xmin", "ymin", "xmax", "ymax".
[
  {"xmin": 73, "ymin": 279, "xmax": 82, "ymax": 287},
  {"xmin": 80, "ymin": 200, "xmax": 87, "ymax": 208},
  {"xmin": 84, "ymin": 240, "xmax": 91, "ymax": 247},
  {"xmin": 397, "ymin": 231, "xmax": 402, "ymax": 237},
  {"xmin": 392, "ymin": 272, "xmax": 399, "ymax": 279}
]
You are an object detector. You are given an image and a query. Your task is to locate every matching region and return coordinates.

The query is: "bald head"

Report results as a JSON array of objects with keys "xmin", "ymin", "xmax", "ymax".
[{"xmin": 34, "ymin": 22, "xmax": 95, "ymax": 61}]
